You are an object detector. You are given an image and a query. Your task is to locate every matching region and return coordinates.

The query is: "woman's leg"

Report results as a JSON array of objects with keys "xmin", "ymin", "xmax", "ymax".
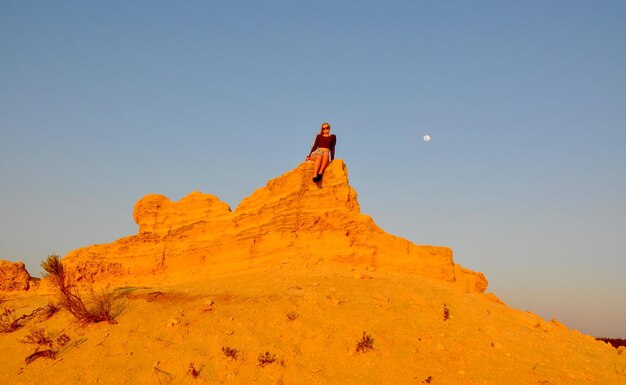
[
  {"xmin": 313, "ymin": 154, "xmax": 322, "ymax": 177},
  {"xmin": 318, "ymin": 152, "xmax": 330, "ymax": 176}
]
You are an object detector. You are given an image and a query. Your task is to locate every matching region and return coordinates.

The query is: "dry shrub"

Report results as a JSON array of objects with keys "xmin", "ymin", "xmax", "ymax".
[
  {"xmin": 285, "ymin": 310, "xmax": 299, "ymax": 321},
  {"xmin": 356, "ymin": 331, "xmax": 374, "ymax": 353},
  {"xmin": 41, "ymin": 254, "xmax": 115, "ymax": 323},
  {"xmin": 88, "ymin": 288, "xmax": 115, "ymax": 322},
  {"xmin": 41, "ymin": 302, "xmax": 59, "ymax": 320},
  {"xmin": 188, "ymin": 362, "xmax": 199, "ymax": 378},
  {"xmin": 0, "ymin": 307, "xmax": 19, "ymax": 333},
  {"xmin": 222, "ymin": 346, "xmax": 238, "ymax": 360},
  {"xmin": 20, "ymin": 326, "xmax": 53, "ymax": 349},
  {"xmin": 596, "ymin": 338, "xmax": 626, "ymax": 349},
  {"xmin": 20, "ymin": 326, "xmax": 71, "ymax": 364},
  {"xmin": 0, "ymin": 303, "xmax": 58, "ymax": 333},
  {"xmin": 258, "ymin": 351, "xmax": 277, "ymax": 367}
]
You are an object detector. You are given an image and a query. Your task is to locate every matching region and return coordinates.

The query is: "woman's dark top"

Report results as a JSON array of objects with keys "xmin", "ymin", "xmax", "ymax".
[{"xmin": 310, "ymin": 134, "xmax": 337, "ymax": 160}]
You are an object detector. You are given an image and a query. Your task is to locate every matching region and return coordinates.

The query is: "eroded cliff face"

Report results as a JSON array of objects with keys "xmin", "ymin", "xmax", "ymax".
[{"xmin": 62, "ymin": 160, "xmax": 487, "ymax": 292}]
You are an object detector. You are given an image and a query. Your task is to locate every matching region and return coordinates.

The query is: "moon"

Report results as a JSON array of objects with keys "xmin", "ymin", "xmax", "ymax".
[{"xmin": 423, "ymin": 135, "xmax": 431, "ymax": 142}]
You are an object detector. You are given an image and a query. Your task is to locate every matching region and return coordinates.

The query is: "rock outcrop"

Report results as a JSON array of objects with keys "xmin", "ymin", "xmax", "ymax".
[
  {"xmin": 0, "ymin": 260, "xmax": 31, "ymax": 292},
  {"xmin": 62, "ymin": 160, "xmax": 487, "ymax": 292}
]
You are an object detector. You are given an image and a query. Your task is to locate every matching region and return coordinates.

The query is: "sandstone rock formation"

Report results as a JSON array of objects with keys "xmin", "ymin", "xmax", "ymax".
[
  {"xmin": 0, "ymin": 260, "xmax": 31, "ymax": 291},
  {"xmin": 3, "ymin": 161, "xmax": 625, "ymax": 385},
  {"xmin": 62, "ymin": 160, "xmax": 487, "ymax": 292}
]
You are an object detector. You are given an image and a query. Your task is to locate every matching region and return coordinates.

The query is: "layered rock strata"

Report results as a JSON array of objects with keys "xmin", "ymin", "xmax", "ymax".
[{"xmin": 62, "ymin": 160, "xmax": 487, "ymax": 292}]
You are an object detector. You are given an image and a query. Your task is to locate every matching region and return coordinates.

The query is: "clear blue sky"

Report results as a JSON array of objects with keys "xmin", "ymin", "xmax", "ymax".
[{"xmin": 1, "ymin": 1, "xmax": 625, "ymax": 337}]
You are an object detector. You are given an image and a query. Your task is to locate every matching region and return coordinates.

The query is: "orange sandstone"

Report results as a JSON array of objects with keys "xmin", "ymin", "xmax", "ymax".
[
  {"xmin": 1, "ymin": 160, "xmax": 624, "ymax": 385},
  {"xmin": 62, "ymin": 160, "xmax": 487, "ymax": 292},
  {"xmin": 0, "ymin": 260, "xmax": 31, "ymax": 292}
]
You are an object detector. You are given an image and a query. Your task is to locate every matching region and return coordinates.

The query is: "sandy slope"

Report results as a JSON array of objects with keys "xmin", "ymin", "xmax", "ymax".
[
  {"xmin": 2, "ymin": 263, "xmax": 625, "ymax": 385},
  {"xmin": 2, "ymin": 161, "xmax": 625, "ymax": 384}
]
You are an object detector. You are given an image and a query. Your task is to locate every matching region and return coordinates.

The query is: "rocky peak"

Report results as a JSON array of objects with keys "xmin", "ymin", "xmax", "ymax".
[{"xmin": 61, "ymin": 160, "xmax": 487, "ymax": 292}]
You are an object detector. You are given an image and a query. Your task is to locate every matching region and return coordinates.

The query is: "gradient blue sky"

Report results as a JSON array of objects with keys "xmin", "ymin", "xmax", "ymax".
[{"xmin": 1, "ymin": 1, "xmax": 625, "ymax": 337}]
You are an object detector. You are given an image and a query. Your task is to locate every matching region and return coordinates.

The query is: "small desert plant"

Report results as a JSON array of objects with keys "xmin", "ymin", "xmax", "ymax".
[
  {"xmin": 41, "ymin": 254, "xmax": 114, "ymax": 323},
  {"xmin": 20, "ymin": 326, "xmax": 54, "ymax": 348},
  {"xmin": 88, "ymin": 288, "xmax": 115, "ymax": 321},
  {"xmin": 0, "ymin": 307, "xmax": 19, "ymax": 333},
  {"xmin": 356, "ymin": 331, "xmax": 374, "ymax": 353},
  {"xmin": 188, "ymin": 362, "xmax": 199, "ymax": 378},
  {"xmin": 258, "ymin": 351, "xmax": 277, "ymax": 367},
  {"xmin": 285, "ymin": 310, "xmax": 299, "ymax": 321},
  {"xmin": 443, "ymin": 304, "xmax": 450, "ymax": 321},
  {"xmin": 20, "ymin": 327, "xmax": 71, "ymax": 364},
  {"xmin": 221, "ymin": 346, "xmax": 238, "ymax": 360},
  {"xmin": 41, "ymin": 302, "xmax": 60, "ymax": 319},
  {"xmin": 422, "ymin": 376, "xmax": 433, "ymax": 384}
]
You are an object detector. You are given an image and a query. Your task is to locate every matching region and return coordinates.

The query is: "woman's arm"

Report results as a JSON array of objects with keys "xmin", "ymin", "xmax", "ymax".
[
  {"xmin": 309, "ymin": 134, "xmax": 321, "ymax": 155},
  {"xmin": 330, "ymin": 135, "xmax": 336, "ymax": 161}
]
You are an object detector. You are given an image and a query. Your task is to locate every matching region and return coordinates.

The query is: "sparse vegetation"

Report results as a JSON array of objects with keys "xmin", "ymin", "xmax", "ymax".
[
  {"xmin": 443, "ymin": 304, "xmax": 450, "ymax": 321},
  {"xmin": 422, "ymin": 376, "xmax": 433, "ymax": 384},
  {"xmin": 285, "ymin": 310, "xmax": 299, "ymax": 321},
  {"xmin": 188, "ymin": 362, "xmax": 199, "ymax": 378},
  {"xmin": 596, "ymin": 337, "xmax": 626, "ymax": 349},
  {"xmin": 20, "ymin": 326, "xmax": 71, "ymax": 364},
  {"xmin": 0, "ymin": 303, "xmax": 58, "ymax": 333},
  {"xmin": 0, "ymin": 307, "xmax": 19, "ymax": 333},
  {"xmin": 222, "ymin": 346, "xmax": 238, "ymax": 360},
  {"xmin": 41, "ymin": 302, "xmax": 60, "ymax": 319},
  {"xmin": 41, "ymin": 254, "xmax": 115, "ymax": 323},
  {"xmin": 258, "ymin": 351, "xmax": 277, "ymax": 367},
  {"xmin": 20, "ymin": 326, "xmax": 53, "ymax": 348},
  {"xmin": 356, "ymin": 331, "xmax": 374, "ymax": 353},
  {"xmin": 88, "ymin": 288, "xmax": 115, "ymax": 322}
]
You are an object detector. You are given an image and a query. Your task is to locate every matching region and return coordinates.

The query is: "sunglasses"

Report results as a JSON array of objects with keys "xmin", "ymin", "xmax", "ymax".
[{"xmin": 322, "ymin": 127, "xmax": 330, "ymax": 130}]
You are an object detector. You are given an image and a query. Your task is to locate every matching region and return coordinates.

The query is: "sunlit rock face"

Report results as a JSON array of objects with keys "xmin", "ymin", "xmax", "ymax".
[
  {"xmin": 62, "ymin": 160, "xmax": 487, "ymax": 292},
  {"xmin": 0, "ymin": 260, "xmax": 31, "ymax": 292}
]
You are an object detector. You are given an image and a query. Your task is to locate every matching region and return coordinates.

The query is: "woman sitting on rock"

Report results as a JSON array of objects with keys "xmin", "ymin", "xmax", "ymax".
[{"xmin": 306, "ymin": 122, "xmax": 336, "ymax": 182}]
